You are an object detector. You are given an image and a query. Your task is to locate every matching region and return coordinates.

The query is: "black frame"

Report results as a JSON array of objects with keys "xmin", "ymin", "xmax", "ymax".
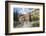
[{"xmin": 5, "ymin": 1, "xmax": 45, "ymax": 35}]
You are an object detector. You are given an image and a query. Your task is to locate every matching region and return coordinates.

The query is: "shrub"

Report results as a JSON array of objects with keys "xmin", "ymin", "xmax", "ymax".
[{"xmin": 32, "ymin": 22, "xmax": 39, "ymax": 27}]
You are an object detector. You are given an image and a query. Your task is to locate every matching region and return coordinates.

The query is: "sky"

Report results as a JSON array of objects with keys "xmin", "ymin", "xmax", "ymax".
[{"xmin": 14, "ymin": 8, "xmax": 34, "ymax": 14}]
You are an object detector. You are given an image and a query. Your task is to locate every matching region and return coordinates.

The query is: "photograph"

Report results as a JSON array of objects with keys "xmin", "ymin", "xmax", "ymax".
[
  {"xmin": 5, "ymin": 1, "xmax": 45, "ymax": 35},
  {"xmin": 13, "ymin": 8, "xmax": 40, "ymax": 28}
]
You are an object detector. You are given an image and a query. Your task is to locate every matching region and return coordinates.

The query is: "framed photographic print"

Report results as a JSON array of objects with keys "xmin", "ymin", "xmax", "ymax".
[{"xmin": 5, "ymin": 1, "xmax": 45, "ymax": 35}]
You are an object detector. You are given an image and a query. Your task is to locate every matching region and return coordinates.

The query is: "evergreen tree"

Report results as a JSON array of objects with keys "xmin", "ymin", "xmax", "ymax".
[{"xmin": 14, "ymin": 10, "xmax": 19, "ymax": 21}]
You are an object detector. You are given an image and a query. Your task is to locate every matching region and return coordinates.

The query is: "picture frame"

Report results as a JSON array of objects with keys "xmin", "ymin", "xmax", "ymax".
[{"xmin": 5, "ymin": 1, "xmax": 45, "ymax": 35}]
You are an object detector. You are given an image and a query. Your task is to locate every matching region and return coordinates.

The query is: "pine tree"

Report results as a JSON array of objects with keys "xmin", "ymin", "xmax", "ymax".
[{"xmin": 14, "ymin": 10, "xmax": 19, "ymax": 21}]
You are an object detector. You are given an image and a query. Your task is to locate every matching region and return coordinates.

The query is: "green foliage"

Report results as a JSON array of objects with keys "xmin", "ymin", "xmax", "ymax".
[
  {"xmin": 31, "ymin": 12, "xmax": 40, "ymax": 21},
  {"xmin": 33, "ymin": 15, "xmax": 36, "ymax": 21},
  {"xmin": 14, "ymin": 11, "xmax": 19, "ymax": 21},
  {"xmin": 32, "ymin": 22, "xmax": 39, "ymax": 27}
]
